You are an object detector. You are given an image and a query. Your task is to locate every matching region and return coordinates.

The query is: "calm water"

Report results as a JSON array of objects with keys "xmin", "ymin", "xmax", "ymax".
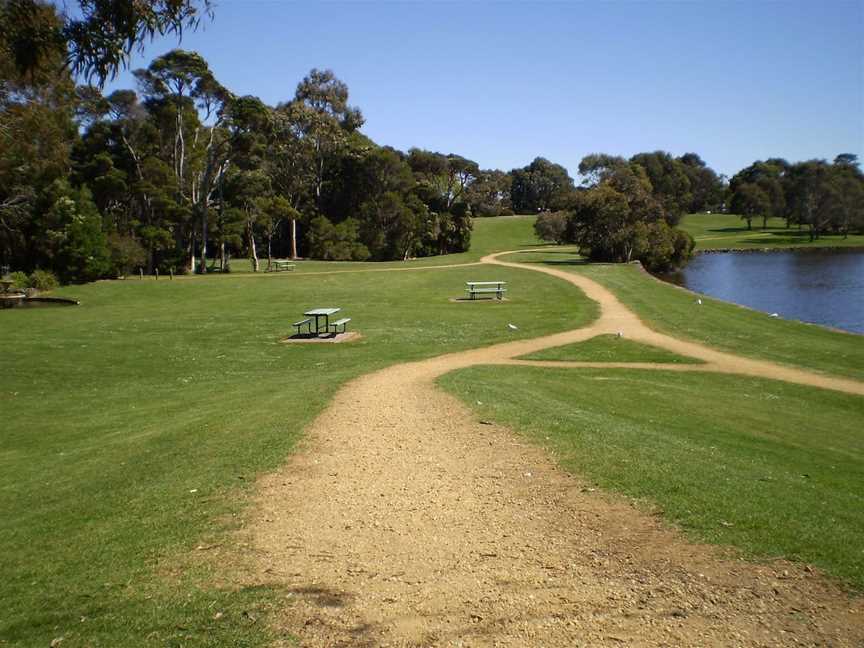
[{"xmin": 665, "ymin": 250, "xmax": 864, "ymax": 334}]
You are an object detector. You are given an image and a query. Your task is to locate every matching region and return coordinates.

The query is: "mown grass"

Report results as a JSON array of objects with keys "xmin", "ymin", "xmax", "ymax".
[
  {"xmin": 0, "ymin": 219, "xmax": 594, "ymax": 646},
  {"xmin": 439, "ymin": 366, "xmax": 864, "ymax": 590},
  {"xmin": 519, "ymin": 334, "xmax": 702, "ymax": 364},
  {"xmin": 507, "ymin": 250, "xmax": 864, "ymax": 381},
  {"xmin": 681, "ymin": 212, "xmax": 864, "ymax": 250},
  {"xmin": 5, "ymin": 213, "xmax": 864, "ymax": 646}
]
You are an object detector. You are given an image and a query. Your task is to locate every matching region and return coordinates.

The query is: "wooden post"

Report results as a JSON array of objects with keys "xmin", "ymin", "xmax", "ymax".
[
  {"xmin": 139, "ymin": 267, "xmax": 143, "ymax": 280},
  {"xmin": 155, "ymin": 268, "xmax": 159, "ymax": 280},
  {"xmin": 170, "ymin": 267, "xmax": 174, "ymax": 280}
]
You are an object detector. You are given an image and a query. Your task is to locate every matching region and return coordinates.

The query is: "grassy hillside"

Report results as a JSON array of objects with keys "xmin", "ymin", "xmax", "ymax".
[{"xmin": 681, "ymin": 212, "xmax": 864, "ymax": 250}]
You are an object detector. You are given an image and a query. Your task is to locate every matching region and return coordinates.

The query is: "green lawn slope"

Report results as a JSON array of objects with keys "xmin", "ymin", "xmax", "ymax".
[{"xmin": 681, "ymin": 212, "xmax": 864, "ymax": 251}]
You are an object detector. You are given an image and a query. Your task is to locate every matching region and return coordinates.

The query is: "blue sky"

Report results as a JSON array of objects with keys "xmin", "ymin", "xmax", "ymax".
[{"xmin": 102, "ymin": 0, "xmax": 864, "ymax": 178}]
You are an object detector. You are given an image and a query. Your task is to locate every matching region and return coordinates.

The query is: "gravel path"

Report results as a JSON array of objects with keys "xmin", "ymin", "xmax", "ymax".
[{"xmin": 244, "ymin": 253, "xmax": 864, "ymax": 646}]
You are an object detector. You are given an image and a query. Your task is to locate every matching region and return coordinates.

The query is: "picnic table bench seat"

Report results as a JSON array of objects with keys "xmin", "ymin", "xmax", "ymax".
[
  {"xmin": 329, "ymin": 317, "xmax": 351, "ymax": 333},
  {"xmin": 469, "ymin": 287, "xmax": 508, "ymax": 294},
  {"xmin": 292, "ymin": 317, "xmax": 312, "ymax": 335},
  {"xmin": 271, "ymin": 260, "xmax": 296, "ymax": 272}
]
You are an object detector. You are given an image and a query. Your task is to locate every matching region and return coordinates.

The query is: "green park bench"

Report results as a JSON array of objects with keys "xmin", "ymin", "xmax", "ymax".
[{"xmin": 465, "ymin": 281, "xmax": 507, "ymax": 300}]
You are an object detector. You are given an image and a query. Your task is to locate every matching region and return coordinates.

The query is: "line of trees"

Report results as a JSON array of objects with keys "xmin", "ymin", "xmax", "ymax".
[
  {"xmin": 533, "ymin": 151, "xmax": 725, "ymax": 271},
  {"xmin": 1, "ymin": 40, "xmax": 494, "ymax": 280},
  {"xmin": 2, "ymin": 2, "xmax": 861, "ymax": 285},
  {"xmin": 728, "ymin": 155, "xmax": 864, "ymax": 239}
]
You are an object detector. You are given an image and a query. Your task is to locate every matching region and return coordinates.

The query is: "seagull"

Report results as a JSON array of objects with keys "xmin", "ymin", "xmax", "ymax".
[
  {"xmin": 507, "ymin": 323, "xmax": 518, "ymax": 330},
  {"xmin": 770, "ymin": 313, "xmax": 779, "ymax": 318},
  {"xmin": 697, "ymin": 298, "xmax": 702, "ymax": 305}
]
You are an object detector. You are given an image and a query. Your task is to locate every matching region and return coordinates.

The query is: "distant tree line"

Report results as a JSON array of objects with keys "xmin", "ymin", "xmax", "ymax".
[
  {"xmin": 728, "ymin": 155, "xmax": 864, "ymax": 239},
  {"xmin": 2, "ymin": 2, "xmax": 861, "ymax": 284}
]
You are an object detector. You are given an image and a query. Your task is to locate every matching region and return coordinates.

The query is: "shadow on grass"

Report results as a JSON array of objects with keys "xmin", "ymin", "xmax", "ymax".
[{"xmin": 706, "ymin": 226, "xmax": 752, "ymax": 233}]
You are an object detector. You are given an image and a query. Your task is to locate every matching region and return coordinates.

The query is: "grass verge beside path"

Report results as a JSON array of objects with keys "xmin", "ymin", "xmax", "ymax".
[
  {"xmin": 681, "ymin": 213, "xmax": 864, "ymax": 251},
  {"xmin": 440, "ymin": 365, "xmax": 864, "ymax": 590},
  {"xmin": 520, "ymin": 334, "xmax": 702, "ymax": 364},
  {"xmin": 508, "ymin": 251, "xmax": 864, "ymax": 382},
  {"xmin": 0, "ymin": 262, "xmax": 594, "ymax": 647}
]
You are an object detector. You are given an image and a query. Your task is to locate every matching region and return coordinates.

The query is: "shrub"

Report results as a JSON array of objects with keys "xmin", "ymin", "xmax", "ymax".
[
  {"xmin": 8, "ymin": 271, "xmax": 30, "ymax": 290},
  {"xmin": 534, "ymin": 211, "xmax": 569, "ymax": 244},
  {"xmin": 307, "ymin": 216, "xmax": 370, "ymax": 261},
  {"xmin": 108, "ymin": 233, "xmax": 147, "ymax": 277},
  {"xmin": 29, "ymin": 269, "xmax": 59, "ymax": 291}
]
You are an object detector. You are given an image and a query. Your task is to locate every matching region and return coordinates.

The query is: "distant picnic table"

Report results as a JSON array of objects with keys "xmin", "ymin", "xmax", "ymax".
[
  {"xmin": 466, "ymin": 281, "xmax": 507, "ymax": 300},
  {"xmin": 270, "ymin": 260, "xmax": 296, "ymax": 272}
]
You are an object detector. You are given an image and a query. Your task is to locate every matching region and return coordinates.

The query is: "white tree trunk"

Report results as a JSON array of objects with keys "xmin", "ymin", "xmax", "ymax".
[{"xmin": 248, "ymin": 224, "xmax": 259, "ymax": 272}]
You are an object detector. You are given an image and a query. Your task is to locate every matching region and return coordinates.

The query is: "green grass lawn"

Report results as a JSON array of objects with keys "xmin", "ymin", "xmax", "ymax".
[
  {"xmin": 681, "ymin": 212, "xmax": 864, "ymax": 250},
  {"xmin": 439, "ymin": 366, "xmax": 864, "ymax": 590},
  {"xmin": 0, "ymin": 256, "xmax": 594, "ymax": 647},
  {"xmin": 519, "ymin": 334, "xmax": 702, "ymax": 363},
  {"xmin": 4, "ymin": 214, "xmax": 864, "ymax": 646},
  {"xmin": 507, "ymin": 250, "xmax": 864, "ymax": 381}
]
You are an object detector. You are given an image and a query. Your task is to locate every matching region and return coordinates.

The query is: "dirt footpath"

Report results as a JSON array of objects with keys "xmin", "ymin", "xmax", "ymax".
[{"xmin": 242, "ymin": 254, "xmax": 864, "ymax": 646}]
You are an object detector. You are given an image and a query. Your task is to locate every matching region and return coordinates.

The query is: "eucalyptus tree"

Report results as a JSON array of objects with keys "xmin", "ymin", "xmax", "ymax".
[
  {"xmin": 464, "ymin": 169, "xmax": 512, "ymax": 216},
  {"xmin": 407, "ymin": 150, "xmax": 479, "ymax": 211},
  {"xmin": 283, "ymin": 68, "xmax": 364, "ymax": 210},
  {"xmin": 134, "ymin": 50, "xmax": 236, "ymax": 272},
  {"xmin": 0, "ymin": 6, "xmax": 78, "ymax": 271},
  {"xmin": 729, "ymin": 182, "xmax": 771, "ymax": 230},
  {"xmin": 729, "ymin": 159, "xmax": 789, "ymax": 227},
  {"xmin": 267, "ymin": 103, "xmax": 316, "ymax": 258},
  {"xmin": 557, "ymin": 160, "xmax": 693, "ymax": 271},
  {"xmin": 678, "ymin": 153, "xmax": 724, "ymax": 212},
  {"xmin": 1, "ymin": 0, "xmax": 212, "ymax": 85},
  {"xmin": 509, "ymin": 157, "xmax": 575, "ymax": 213},
  {"xmin": 577, "ymin": 153, "xmax": 627, "ymax": 187},
  {"xmin": 629, "ymin": 151, "xmax": 692, "ymax": 224}
]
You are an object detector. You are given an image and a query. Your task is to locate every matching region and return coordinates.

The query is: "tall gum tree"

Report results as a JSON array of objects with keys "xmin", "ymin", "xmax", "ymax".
[{"xmin": 134, "ymin": 50, "xmax": 233, "ymax": 273}]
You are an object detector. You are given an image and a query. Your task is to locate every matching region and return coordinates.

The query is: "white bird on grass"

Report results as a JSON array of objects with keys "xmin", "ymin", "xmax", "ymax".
[
  {"xmin": 697, "ymin": 298, "xmax": 702, "ymax": 305},
  {"xmin": 507, "ymin": 323, "xmax": 518, "ymax": 330}
]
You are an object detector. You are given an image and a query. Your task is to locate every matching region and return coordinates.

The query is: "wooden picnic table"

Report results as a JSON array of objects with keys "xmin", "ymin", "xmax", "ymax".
[
  {"xmin": 304, "ymin": 307, "xmax": 341, "ymax": 334},
  {"xmin": 465, "ymin": 281, "xmax": 507, "ymax": 300}
]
